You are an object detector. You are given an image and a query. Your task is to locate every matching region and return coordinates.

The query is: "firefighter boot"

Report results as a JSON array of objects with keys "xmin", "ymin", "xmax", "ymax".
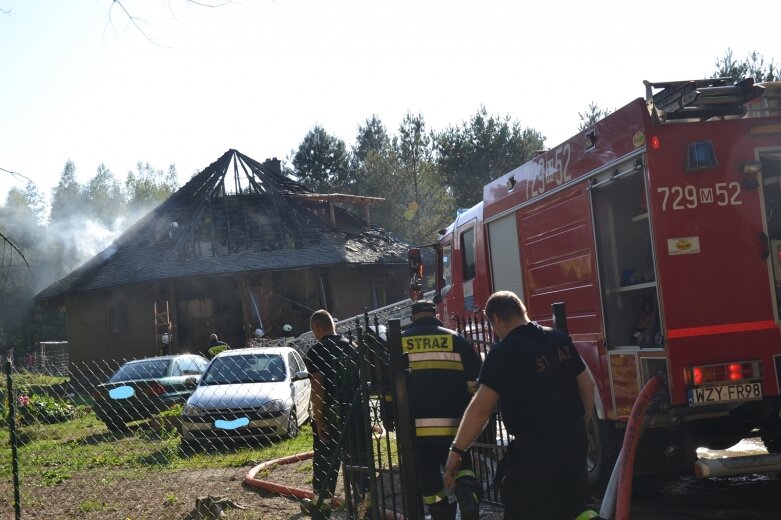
[
  {"xmin": 427, "ymin": 499, "xmax": 457, "ymax": 520},
  {"xmin": 454, "ymin": 476, "xmax": 481, "ymax": 520}
]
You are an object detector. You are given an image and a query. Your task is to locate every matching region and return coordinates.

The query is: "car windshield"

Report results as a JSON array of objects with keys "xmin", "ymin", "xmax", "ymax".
[
  {"xmin": 110, "ymin": 359, "xmax": 170, "ymax": 382},
  {"xmin": 202, "ymin": 354, "xmax": 286, "ymax": 385}
]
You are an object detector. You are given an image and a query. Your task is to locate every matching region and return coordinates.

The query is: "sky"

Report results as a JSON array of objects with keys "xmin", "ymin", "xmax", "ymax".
[{"xmin": 1, "ymin": 0, "xmax": 779, "ymax": 206}]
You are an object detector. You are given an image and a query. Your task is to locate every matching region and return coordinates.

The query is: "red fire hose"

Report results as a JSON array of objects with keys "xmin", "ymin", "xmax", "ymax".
[
  {"xmin": 613, "ymin": 374, "xmax": 664, "ymax": 520},
  {"xmin": 244, "ymin": 451, "xmax": 406, "ymax": 520},
  {"xmin": 244, "ymin": 451, "xmax": 321, "ymax": 500}
]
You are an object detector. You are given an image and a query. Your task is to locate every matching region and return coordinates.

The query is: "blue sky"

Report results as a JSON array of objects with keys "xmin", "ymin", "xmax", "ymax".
[{"xmin": 1, "ymin": 0, "xmax": 779, "ymax": 204}]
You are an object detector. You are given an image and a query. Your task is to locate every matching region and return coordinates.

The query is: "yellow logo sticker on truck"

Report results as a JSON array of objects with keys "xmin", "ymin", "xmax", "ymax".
[{"xmin": 667, "ymin": 236, "xmax": 701, "ymax": 255}]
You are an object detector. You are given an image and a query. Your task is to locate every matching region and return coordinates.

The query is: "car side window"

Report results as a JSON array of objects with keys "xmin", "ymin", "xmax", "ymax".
[
  {"xmin": 196, "ymin": 358, "xmax": 209, "ymax": 373},
  {"xmin": 288, "ymin": 353, "xmax": 299, "ymax": 376},
  {"xmin": 179, "ymin": 358, "xmax": 202, "ymax": 376},
  {"xmin": 171, "ymin": 360, "xmax": 184, "ymax": 377}
]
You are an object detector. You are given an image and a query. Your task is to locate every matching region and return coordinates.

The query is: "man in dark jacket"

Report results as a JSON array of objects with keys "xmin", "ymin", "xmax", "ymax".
[
  {"xmin": 444, "ymin": 291, "xmax": 595, "ymax": 520},
  {"xmin": 403, "ymin": 300, "xmax": 482, "ymax": 520}
]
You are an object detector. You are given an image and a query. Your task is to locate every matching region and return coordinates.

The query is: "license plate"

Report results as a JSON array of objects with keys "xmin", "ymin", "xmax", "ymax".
[{"xmin": 688, "ymin": 382, "xmax": 763, "ymax": 405}]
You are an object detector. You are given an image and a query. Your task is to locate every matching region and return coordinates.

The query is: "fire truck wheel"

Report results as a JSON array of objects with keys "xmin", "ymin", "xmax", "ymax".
[
  {"xmin": 586, "ymin": 411, "xmax": 619, "ymax": 495},
  {"xmin": 761, "ymin": 436, "xmax": 781, "ymax": 453}
]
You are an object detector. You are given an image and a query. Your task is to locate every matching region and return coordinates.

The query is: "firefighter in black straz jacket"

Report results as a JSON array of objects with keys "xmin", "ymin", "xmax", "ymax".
[{"xmin": 402, "ymin": 300, "xmax": 482, "ymax": 520}]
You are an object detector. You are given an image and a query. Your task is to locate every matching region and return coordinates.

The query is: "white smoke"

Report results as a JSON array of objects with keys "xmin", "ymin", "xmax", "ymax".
[
  {"xmin": 47, "ymin": 216, "xmax": 122, "ymax": 273},
  {"xmin": 33, "ymin": 204, "xmax": 156, "ymax": 293}
]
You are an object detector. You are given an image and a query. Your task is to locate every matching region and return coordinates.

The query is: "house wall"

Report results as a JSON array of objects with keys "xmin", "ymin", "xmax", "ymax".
[
  {"xmin": 65, "ymin": 284, "xmax": 159, "ymax": 368},
  {"xmin": 323, "ymin": 264, "xmax": 407, "ymax": 319},
  {"xmin": 64, "ymin": 264, "xmax": 408, "ymax": 366}
]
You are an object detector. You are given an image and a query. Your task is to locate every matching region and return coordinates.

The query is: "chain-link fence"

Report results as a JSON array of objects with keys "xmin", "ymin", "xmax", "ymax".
[{"xmin": 0, "ymin": 313, "xmax": 508, "ymax": 520}]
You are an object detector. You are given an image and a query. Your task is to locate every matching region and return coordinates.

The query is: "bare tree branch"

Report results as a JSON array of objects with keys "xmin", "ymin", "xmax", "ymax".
[
  {"xmin": 0, "ymin": 232, "xmax": 29, "ymax": 269},
  {"xmin": 0, "ymin": 166, "xmax": 34, "ymax": 185},
  {"xmin": 106, "ymin": 0, "xmax": 233, "ymax": 46},
  {"xmin": 185, "ymin": 0, "xmax": 233, "ymax": 7},
  {"xmin": 108, "ymin": 0, "xmax": 169, "ymax": 47}
]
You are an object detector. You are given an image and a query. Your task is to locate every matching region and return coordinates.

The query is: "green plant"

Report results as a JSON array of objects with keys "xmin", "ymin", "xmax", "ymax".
[
  {"xmin": 156, "ymin": 403, "xmax": 183, "ymax": 418},
  {"xmin": 41, "ymin": 467, "xmax": 72, "ymax": 486},
  {"xmin": 16, "ymin": 394, "xmax": 75, "ymax": 425},
  {"xmin": 0, "ymin": 372, "xmax": 68, "ymax": 390},
  {"xmin": 163, "ymin": 492, "xmax": 178, "ymax": 506}
]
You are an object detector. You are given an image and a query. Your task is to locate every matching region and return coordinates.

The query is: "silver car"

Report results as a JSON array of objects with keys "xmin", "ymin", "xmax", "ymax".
[{"xmin": 181, "ymin": 346, "xmax": 311, "ymax": 445}]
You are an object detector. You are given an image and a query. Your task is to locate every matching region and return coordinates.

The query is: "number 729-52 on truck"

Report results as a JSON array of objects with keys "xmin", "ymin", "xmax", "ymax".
[{"xmin": 422, "ymin": 78, "xmax": 781, "ymax": 491}]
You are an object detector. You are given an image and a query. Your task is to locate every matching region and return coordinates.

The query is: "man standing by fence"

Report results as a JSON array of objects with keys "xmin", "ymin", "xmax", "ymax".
[
  {"xmin": 301, "ymin": 309, "xmax": 369, "ymax": 518},
  {"xmin": 444, "ymin": 291, "xmax": 595, "ymax": 520},
  {"xmin": 402, "ymin": 300, "xmax": 482, "ymax": 520}
]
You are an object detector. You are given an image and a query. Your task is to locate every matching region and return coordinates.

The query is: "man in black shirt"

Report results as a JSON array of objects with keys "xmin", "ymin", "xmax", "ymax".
[
  {"xmin": 444, "ymin": 291, "xmax": 595, "ymax": 520},
  {"xmin": 301, "ymin": 309, "xmax": 368, "ymax": 517}
]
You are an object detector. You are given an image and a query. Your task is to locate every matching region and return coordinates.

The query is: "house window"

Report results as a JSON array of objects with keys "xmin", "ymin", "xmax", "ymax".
[
  {"xmin": 108, "ymin": 306, "xmax": 128, "ymax": 336},
  {"xmin": 183, "ymin": 298, "xmax": 213, "ymax": 319},
  {"xmin": 460, "ymin": 228, "xmax": 476, "ymax": 281}
]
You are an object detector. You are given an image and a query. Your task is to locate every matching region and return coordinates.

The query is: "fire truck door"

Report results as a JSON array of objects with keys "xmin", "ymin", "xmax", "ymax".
[{"xmin": 760, "ymin": 152, "xmax": 781, "ymax": 319}]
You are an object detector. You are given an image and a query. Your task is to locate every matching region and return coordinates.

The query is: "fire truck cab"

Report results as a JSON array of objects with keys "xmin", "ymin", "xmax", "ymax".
[{"xmin": 431, "ymin": 78, "xmax": 781, "ymax": 489}]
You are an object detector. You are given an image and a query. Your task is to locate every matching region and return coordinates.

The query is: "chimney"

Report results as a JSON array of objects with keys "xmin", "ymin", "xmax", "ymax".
[{"xmin": 262, "ymin": 157, "xmax": 282, "ymax": 176}]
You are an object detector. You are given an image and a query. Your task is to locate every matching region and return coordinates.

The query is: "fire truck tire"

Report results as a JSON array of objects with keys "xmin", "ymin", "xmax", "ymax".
[
  {"xmin": 586, "ymin": 411, "xmax": 619, "ymax": 495},
  {"xmin": 761, "ymin": 436, "xmax": 781, "ymax": 453}
]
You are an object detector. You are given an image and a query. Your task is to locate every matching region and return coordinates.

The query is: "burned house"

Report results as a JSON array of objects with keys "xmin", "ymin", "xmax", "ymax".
[{"xmin": 34, "ymin": 150, "xmax": 410, "ymax": 363}]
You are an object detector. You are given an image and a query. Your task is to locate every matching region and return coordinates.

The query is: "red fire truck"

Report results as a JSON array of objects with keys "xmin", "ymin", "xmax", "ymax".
[{"xmin": 425, "ymin": 78, "xmax": 781, "ymax": 489}]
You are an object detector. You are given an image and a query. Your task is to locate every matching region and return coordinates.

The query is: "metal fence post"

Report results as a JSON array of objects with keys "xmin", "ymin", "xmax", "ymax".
[
  {"xmin": 6, "ymin": 360, "xmax": 22, "ymax": 520},
  {"xmin": 386, "ymin": 319, "xmax": 422, "ymax": 520},
  {"xmin": 356, "ymin": 326, "xmax": 379, "ymax": 520}
]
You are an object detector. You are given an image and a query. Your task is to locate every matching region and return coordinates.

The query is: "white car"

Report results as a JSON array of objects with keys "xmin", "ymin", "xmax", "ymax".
[{"xmin": 181, "ymin": 346, "xmax": 311, "ymax": 445}]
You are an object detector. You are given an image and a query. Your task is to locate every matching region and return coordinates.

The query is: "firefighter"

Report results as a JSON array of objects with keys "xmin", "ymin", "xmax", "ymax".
[
  {"xmin": 443, "ymin": 291, "xmax": 596, "ymax": 520},
  {"xmin": 402, "ymin": 300, "xmax": 482, "ymax": 520},
  {"xmin": 206, "ymin": 333, "xmax": 229, "ymax": 359},
  {"xmin": 283, "ymin": 323, "xmax": 294, "ymax": 344}
]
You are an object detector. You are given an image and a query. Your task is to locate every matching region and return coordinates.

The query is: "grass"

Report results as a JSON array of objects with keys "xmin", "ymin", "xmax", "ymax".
[
  {"xmin": 0, "ymin": 409, "xmax": 315, "ymax": 486},
  {"xmin": 0, "ymin": 371, "xmax": 68, "ymax": 390},
  {"xmin": 78, "ymin": 499, "xmax": 109, "ymax": 513}
]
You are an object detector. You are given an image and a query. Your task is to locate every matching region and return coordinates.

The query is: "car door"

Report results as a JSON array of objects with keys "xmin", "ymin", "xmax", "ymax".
[{"xmin": 289, "ymin": 352, "xmax": 310, "ymax": 418}]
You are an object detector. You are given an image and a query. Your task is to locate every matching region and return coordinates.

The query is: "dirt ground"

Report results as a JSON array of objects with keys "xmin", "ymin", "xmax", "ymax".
[
  {"xmin": 0, "ymin": 464, "xmax": 308, "ymax": 520},
  {"xmin": 2, "ymin": 439, "xmax": 779, "ymax": 519},
  {"xmin": 0, "ymin": 455, "xmax": 506, "ymax": 520}
]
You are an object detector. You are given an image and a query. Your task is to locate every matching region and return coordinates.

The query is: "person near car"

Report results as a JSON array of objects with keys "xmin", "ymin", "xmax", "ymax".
[
  {"xmin": 443, "ymin": 291, "xmax": 596, "ymax": 520},
  {"xmin": 402, "ymin": 300, "xmax": 482, "ymax": 520},
  {"xmin": 301, "ymin": 309, "xmax": 370, "ymax": 517},
  {"xmin": 207, "ymin": 334, "xmax": 230, "ymax": 359},
  {"xmin": 283, "ymin": 323, "xmax": 295, "ymax": 344}
]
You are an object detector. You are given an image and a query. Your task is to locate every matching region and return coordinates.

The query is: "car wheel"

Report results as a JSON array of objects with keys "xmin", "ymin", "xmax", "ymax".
[{"xmin": 285, "ymin": 407, "xmax": 299, "ymax": 439}]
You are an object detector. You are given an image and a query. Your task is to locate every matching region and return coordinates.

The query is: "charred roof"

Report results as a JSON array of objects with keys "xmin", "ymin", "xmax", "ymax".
[{"xmin": 35, "ymin": 149, "xmax": 408, "ymax": 303}]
